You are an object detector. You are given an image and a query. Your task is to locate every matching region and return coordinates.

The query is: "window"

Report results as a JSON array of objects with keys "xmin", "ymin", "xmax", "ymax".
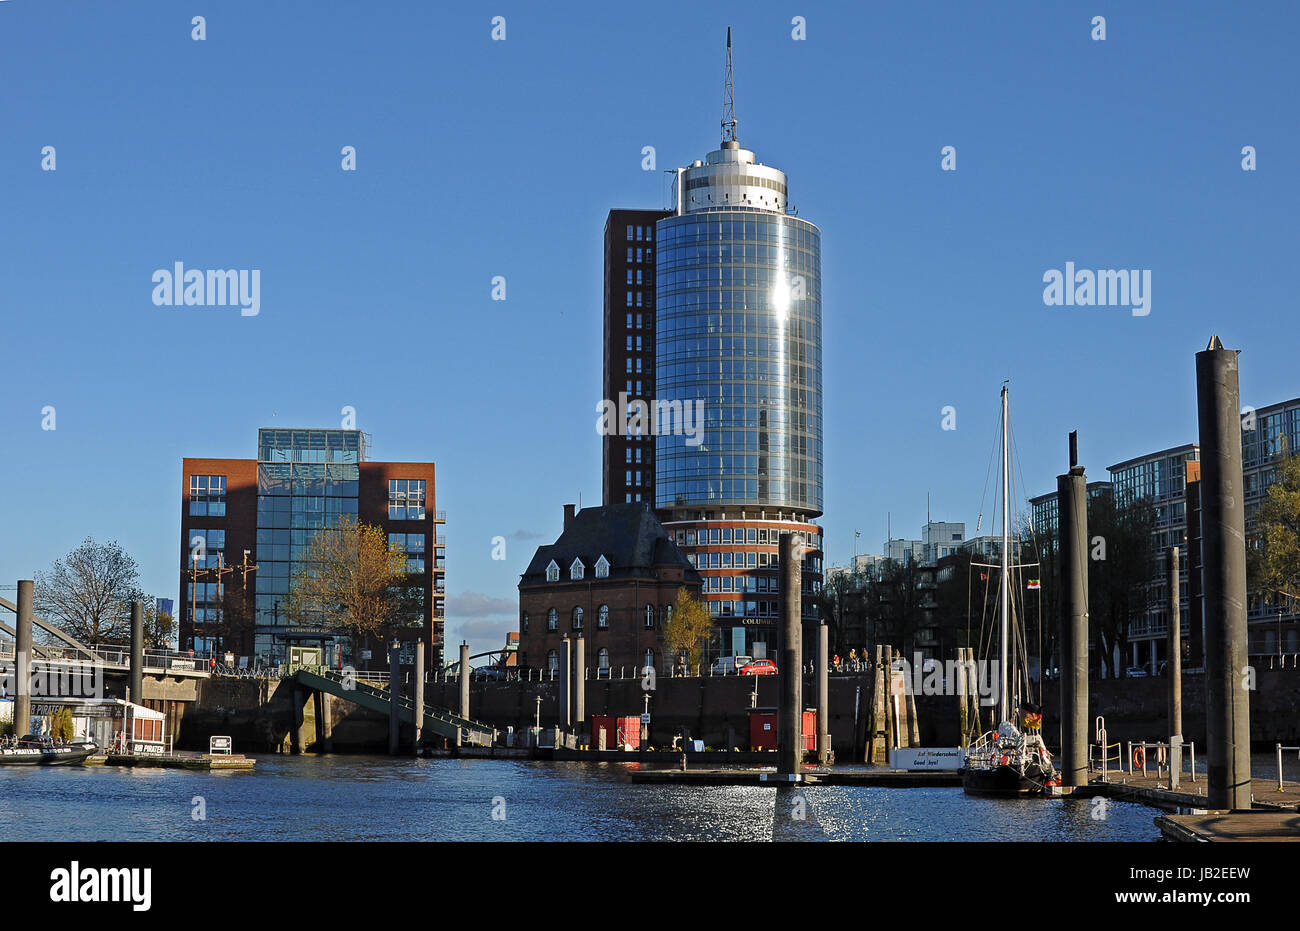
[
  {"xmin": 572, "ymin": 606, "xmax": 584, "ymax": 630},
  {"xmin": 595, "ymin": 555, "xmax": 610, "ymax": 578},
  {"xmin": 598, "ymin": 647, "xmax": 610, "ymax": 670},
  {"xmin": 522, "ymin": 612, "xmax": 529, "ymax": 632},
  {"xmin": 546, "ymin": 560, "xmax": 560, "ymax": 582},
  {"xmin": 547, "ymin": 649, "xmax": 559, "ymax": 671},
  {"xmin": 547, "ymin": 608, "xmax": 558, "ymax": 631},
  {"xmin": 388, "ymin": 479, "xmax": 426, "ymax": 520},
  {"xmin": 570, "ymin": 558, "xmax": 585, "ymax": 580},
  {"xmin": 664, "ymin": 604, "xmax": 674, "ymax": 625},
  {"xmin": 598, "ymin": 604, "xmax": 609, "ymax": 628},
  {"xmin": 388, "ymin": 533, "xmax": 426, "ymax": 573},
  {"xmin": 643, "ymin": 648, "xmax": 655, "ymax": 671},
  {"xmin": 644, "ymin": 605, "xmax": 655, "ymax": 628},
  {"xmin": 187, "ymin": 528, "xmax": 226, "ymax": 568},
  {"xmin": 189, "ymin": 475, "xmax": 227, "ymax": 517},
  {"xmin": 626, "ymin": 224, "xmax": 633, "ymax": 240}
]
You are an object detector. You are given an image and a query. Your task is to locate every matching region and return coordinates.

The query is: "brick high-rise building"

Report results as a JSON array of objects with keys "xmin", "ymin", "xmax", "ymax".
[
  {"xmin": 602, "ymin": 208, "xmax": 671, "ymax": 508},
  {"xmin": 180, "ymin": 428, "xmax": 446, "ymax": 668}
]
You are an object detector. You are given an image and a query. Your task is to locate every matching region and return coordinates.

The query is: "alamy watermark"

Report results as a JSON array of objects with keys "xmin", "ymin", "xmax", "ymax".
[
  {"xmin": 152, "ymin": 262, "xmax": 260, "ymax": 317},
  {"xmin": 1042, "ymin": 262, "xmax": 1151, "ymax": 317},
  {"xmin": 595, "ymin": 392, "xmax": 704, "ymax": 447}
]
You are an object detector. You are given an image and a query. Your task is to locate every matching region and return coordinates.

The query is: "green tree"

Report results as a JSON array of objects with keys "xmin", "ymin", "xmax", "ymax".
[
  {"xmin": 50, "ymin": 707, "xmax": 75, "ymax": 742},
  {"xmin": 1249, "ymin": 450, "xmax": 1300, "ymax": 614},
  {"xmin": 663, "ymin": 587, "xmax": 713, "ymax": 670}
]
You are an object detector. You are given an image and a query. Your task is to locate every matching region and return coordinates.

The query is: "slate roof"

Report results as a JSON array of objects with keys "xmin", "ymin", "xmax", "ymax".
[{"xmin": 519, "ymin": 502, "xmax": 701, "ymax": 587}]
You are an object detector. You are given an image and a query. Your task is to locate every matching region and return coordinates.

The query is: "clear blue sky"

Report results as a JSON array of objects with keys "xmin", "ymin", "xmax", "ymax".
[{"xmin": 2, "ymin": 1, "xmax": 1296, "ymax": 658}]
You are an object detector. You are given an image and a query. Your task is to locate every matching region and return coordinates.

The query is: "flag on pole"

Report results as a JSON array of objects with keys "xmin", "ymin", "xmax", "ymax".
[{"xmin": 1027, "ymin": 579, "xmax": 1041, "ymax": 590}]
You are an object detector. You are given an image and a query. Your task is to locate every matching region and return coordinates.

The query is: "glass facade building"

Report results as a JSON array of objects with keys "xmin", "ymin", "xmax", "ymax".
[
  {"xmin": 653, "ymin": 137, "xmax": 824, "ymax": 659},
  {"xmin": 254, "ymin": 429, "xmax": 364, "ymax": 659}
]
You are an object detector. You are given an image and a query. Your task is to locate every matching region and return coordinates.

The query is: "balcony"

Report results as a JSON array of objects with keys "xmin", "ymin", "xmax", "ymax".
[{"xmin": 432, "ymin": 510, "xmax": 447, "ymax": 523}]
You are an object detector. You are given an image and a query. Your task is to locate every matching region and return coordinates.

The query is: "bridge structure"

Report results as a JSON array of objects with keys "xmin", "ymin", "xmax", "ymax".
[{"xmin": 292, "ymin": 666, "xmax": 495, "ymax": 746}]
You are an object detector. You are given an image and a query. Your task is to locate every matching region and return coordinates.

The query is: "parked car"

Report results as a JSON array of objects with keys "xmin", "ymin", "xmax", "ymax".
[
  {"xmin": 1125, "ymin": 666, "xmax": 1149, "ymax": 678},
  {"xmin": 711, "ymin": 655, "xmax": 753, "ymax": 675},
  {"xmin": 740, "ymin": 659, "xmax": 778, "ymax": 676}
]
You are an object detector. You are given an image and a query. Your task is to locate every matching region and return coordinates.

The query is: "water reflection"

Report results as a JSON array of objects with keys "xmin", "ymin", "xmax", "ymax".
[{"xmin": 0, "ymin": 757, "xmax": 1159, "ymax": 842}]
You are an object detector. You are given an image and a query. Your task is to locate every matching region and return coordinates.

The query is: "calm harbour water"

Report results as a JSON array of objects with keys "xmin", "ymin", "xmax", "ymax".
[{"xmin": 0, "ymin": 756, "xmax": 1162, "ymax": 841}]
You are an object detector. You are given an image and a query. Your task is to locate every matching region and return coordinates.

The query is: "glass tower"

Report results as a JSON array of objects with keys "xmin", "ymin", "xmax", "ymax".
[{"xmin": 654, "ymin": 124, "xmax": 824, "ymax": 659}]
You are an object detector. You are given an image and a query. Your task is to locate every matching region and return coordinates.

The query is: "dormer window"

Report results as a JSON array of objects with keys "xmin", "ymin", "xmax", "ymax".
[
  {"xmin": 595, "ymin": 555, "xmax": 610, "ymax": 579},
  {"xmin": 570, "ymin": 558, "xmax": 585, "ymax": 581},
  {"xmin": 546, "ymin": 560, "xmax": 560, "ymax": 582}
]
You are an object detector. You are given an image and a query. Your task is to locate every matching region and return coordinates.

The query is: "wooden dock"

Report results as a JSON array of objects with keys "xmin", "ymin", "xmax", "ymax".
[
  {"xmin": 1156, "ymin": 811, "xmax": 1300, "ymax": 842},
  {"xmin": 1091, "ymin": 771, "xmax": 1300, "ymax": 813},
  {"xmin": 103, "ymin": 752, "xmax": 255, "ymax": 772}
]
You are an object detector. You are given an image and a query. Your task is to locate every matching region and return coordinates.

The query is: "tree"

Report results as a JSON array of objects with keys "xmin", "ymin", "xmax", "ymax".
[
  {"xmin": 1249, "ymin": 449, "xmax": 1300, "ymax": 615},
  {"xmin": 1089, "ymin": 492, "xmax": 1157, "ymax": 678},
  {"xmin": 143, "ymin": 603, "xmax": 175, "ymax": 651},
  {"xmin": 34, "ymin": 538, "xmax": 144, "ymax": 647},
  {"xmin": 663, "ymin": 587, "xmax": 713, "ymax": 670},
  {"xmin": 50, "ymin": 707, "xmax": 75, "ymax": 743},
  {"xmin": 283, "ymin": 516, "xmax": 414, "ymax": 654}
]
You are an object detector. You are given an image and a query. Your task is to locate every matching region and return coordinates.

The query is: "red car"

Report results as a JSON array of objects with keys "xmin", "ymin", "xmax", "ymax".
[{"xmin": 740, "ymin": 659, "xmax": 778, "ymax": 676}]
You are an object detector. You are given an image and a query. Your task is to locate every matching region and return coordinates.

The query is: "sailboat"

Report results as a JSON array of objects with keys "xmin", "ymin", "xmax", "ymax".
[{"xmin": 960, "ymin": 385, "xmax": 1058, "ymax": 797}]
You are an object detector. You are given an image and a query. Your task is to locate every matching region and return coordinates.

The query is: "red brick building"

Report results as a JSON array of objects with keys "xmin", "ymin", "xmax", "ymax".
[
  {"xmin": 180, "ymin": 429, "xmax": 445, "ymax": 668},
  {"xmin": 518, "ymin": 502, "xmax": 702, "ymax": 673}
]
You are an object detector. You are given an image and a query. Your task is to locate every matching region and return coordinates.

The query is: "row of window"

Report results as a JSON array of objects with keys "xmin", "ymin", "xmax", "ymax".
[
  {"xmin": 626, "ymin": 291, "xmax": 646, "ymax": 308},
  {"xmin": 677, "ymin": 526, "xmax": 823, "ymax": 548},
  {"xmin": 625, "ymin": 247, "xmax": 654, "ymax": 264},
  {"xmin": 624, "ymin": 446, "xmax": 645, "ymax": 464},
  {"xmin": 545, "ymin": 556, "xmax": 610, "ymax": 582},
  {"xmin": 525, "ymin": 603, "xmax": 670, "ymax": 632},
  {"xmin": 624, "ymin": 312, "xmax": 649, "ymax": 330},
  {"xmin": 545, "ymin": 647, "xmax": 656, "ymax": 671},
  {"xmin": 389, "ymin": 479, "xmax": 426, "ymax": 520},
  {"xmin": 625, "ymin": 225, "xmax": 655, "ymax": 242},
  {"xmin": 189, "ymin": 474, "xmax": 227, "ymax": 516}
]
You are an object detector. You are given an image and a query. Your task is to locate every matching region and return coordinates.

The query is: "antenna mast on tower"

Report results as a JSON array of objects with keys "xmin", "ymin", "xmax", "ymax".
[{"xmin": 721, "ymin": 27, "xmax": 738, "ymax": 144}]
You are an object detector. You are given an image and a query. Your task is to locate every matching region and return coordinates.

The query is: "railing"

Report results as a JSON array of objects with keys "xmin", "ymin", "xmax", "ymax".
[
  {"xmin": 1277, "ymin": 744, "xmax": 1300, "ymax": 792},
  {"xmin": 1123, "ymin": 739, "xmax": 1197, "ymax": 787}
]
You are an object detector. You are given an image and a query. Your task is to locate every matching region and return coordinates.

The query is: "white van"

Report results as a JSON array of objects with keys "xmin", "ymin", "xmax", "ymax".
[{"xmin": 711, "ymin": 655, "xmax": 753, "ymax": 675}]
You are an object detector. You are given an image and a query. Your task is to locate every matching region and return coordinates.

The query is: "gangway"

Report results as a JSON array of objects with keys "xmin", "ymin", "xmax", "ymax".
[
  {"xmin": 292, "ymin": 666, "xmax": 495, "ymax": 746},
  {"xmin": 0, "ymin": 595, "xmax": 99, "ymax": 661}
]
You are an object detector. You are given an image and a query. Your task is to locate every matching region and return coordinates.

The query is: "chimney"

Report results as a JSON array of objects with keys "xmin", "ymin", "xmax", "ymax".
[{"xmin": 563, "ymin": 504, "xmax": 576, "ymax": 530}]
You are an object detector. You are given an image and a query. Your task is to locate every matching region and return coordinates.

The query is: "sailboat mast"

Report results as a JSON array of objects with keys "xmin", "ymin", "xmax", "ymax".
[{"xmin": 999, "ymin": 385, "xmax": 1010, "ymax": 724}]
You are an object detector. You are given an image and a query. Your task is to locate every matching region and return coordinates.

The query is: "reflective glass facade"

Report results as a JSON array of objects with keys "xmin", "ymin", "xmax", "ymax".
[
  {"xmin": 254, "ymin": 429, "xmax": 363, "ymax": 658},
  {"xmin": 655, "ymin": 210, "xmax": 822, "ymax": 514}
]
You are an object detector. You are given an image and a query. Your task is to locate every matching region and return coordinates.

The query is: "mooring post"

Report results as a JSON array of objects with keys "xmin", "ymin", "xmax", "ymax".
[
  {"xmin": 129, "ymin": 599, "xmax": 144, "ymax": 705},
  {"xmin": 387, "ymin": 639, "xmax": 400, "ymax": 756},
  {"xmin": 816, "ymin": 622, "xmax": 829, "ymax": 764},
  {"xmin": 1196, "ymin": 335, "xmax": 1252, "ymax": 810},
  {"xmin": 1168, "ymin": 545, "xmax": 1183, "ymax": 791},
  {"xmin": 1058, "ymin": 432, "xmax": 1089, "ymax": 790},
  {"xmin": 574, "ymin": 633, "xmax": 586, "ymax": 744},
  {"xmin": 868, "ymin": 644, "xmax": 885, "ymax": 763},
  {"xmin": 459, "ymin": 640, "xmax": 470, "ymax": 720},
  {"xmin": 777, "ymin": 532, "xmax": 803, "ymax": 776},
  {"xmin": 413, "ymin": 640, "xmax": 425, "ymax": 755},
  {"xmin": 14, "ymin": 580, "xmax": 34, "ymax": 737},
  {"xmin": 560, "ymin": 634, "xmax": 572, "ymax": 732}
]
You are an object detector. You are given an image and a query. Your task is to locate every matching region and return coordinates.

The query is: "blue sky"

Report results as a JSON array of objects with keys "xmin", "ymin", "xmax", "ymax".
[{"xmin": 1, "ymin": 1, "xmax": 1296, "ymax": 658}]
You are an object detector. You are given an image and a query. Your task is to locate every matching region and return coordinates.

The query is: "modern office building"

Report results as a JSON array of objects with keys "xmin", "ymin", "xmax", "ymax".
[
  {"xmin": 517, "ymin": 503, "xmax": 701, "ymax": 672},
  {"xmin": 1107, "ymin": 443, "xmax": 1199, "ymax": 671},
  {"xmin": 653, "ymin": 36, "xmax": 824, "ymax": 659},
  {"xmin": 602, "ymin": 208, "xmax": 672, "ymax": 508},
  {"xmin": 922, "ymin": 521, "xmax": 965, "ymax": 565},
  {"xmin": 180, "ymin": 428, "xmax": 445, "ymax": 668},
  {"xmin": 1028, "ymin": 481, "xmax": 1113, "ymax": 537}
]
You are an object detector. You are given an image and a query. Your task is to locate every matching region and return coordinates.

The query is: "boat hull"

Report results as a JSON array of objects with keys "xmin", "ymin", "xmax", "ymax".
[
  {"xmin": 961, "ymin": 764, "xmax": 1048, "ymax": 797},
  {"xmin": 0, "ymin": 743, "xmax": 98, "ymax": 766}
]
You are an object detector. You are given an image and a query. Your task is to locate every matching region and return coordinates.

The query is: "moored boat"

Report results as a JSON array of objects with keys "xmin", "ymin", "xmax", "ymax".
[{"xmin": 0, "ymin": 734, "xmax": 98, "ymax": 766}]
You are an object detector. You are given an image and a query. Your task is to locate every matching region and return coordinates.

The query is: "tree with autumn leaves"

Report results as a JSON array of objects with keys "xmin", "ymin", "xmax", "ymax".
[{"xmin": 284, "ymin": 515, "xmax": 422, "ymax": 656}]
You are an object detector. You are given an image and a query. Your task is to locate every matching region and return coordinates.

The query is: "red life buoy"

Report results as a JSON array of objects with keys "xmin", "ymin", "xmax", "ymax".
[{"xmin": 1133, "ymin": 746, "xmax": 1146, "ymax": 770}]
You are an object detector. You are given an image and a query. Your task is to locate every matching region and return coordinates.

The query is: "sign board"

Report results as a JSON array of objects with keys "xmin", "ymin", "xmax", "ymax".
[
  {"xmin": 752, "ymin": 642, "xmax": 767, "ymax": 659},
  {"xmin": 640, "ymin": 713, "xmax": 650, "ymax": 724},
  {"xmin": 209, "ymin": 736, "xmax": 232, "ymax": 755},
  {"xmin": 170, "ymin": 659, "xmax": 196, "ymax": 671},
  {"xmin": 889, "ymin": 747, "xmax": 965, "ymax": 771},
  {"xmin": 360, "ymin": 650, "xmax": 372, "ymax": 660}
]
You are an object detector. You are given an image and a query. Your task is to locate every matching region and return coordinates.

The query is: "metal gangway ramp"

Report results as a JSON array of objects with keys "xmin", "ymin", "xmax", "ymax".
[{"xmin": 292, "ymin": 666, "xmax": 495, "ymax": 747}]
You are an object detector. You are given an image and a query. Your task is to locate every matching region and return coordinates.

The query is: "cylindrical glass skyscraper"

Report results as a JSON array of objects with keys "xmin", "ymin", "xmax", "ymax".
[{"xmin": 655, "ymin": 138, "xmax": 824, "ymax": 659}]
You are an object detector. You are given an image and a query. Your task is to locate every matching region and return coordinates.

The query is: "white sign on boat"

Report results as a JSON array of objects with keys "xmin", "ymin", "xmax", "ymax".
[{"xmin": 890, "ymin": 747, "xmax": 965, "ymax": 770}]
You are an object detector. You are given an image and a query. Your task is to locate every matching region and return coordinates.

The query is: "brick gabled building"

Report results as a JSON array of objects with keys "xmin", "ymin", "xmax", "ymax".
[{"xmin": 518, "ymin": 502, "xmax": 702, "ymax": 673}]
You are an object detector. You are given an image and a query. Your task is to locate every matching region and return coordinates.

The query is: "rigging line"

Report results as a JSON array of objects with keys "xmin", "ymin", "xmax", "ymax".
[{"xmin": 975, "ymin": 404, "xmax": 1002, "ymax": 532}]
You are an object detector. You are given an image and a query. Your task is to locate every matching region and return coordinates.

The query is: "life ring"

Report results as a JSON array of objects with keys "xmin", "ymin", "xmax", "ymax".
[{"xmin": 1132, "ymin": 746, "xmax": 1146, "ymax": 770}]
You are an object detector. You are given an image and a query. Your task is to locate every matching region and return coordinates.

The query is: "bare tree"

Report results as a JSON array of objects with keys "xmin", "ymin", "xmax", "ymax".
[{"xmin": 34, "ymin": 538, "xmax": 143, "ymax": 646}]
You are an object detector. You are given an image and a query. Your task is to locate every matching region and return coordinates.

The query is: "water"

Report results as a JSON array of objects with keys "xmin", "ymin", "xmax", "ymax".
[{"xmin": 0, "ymin": 756, "xmax": 1161, "ymax": 841}]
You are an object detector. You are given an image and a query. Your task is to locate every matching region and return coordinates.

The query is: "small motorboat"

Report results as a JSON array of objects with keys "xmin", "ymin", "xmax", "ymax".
[{"xmin": 0, "ymin": 734, "xmax": 98, "ymax": 766}]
